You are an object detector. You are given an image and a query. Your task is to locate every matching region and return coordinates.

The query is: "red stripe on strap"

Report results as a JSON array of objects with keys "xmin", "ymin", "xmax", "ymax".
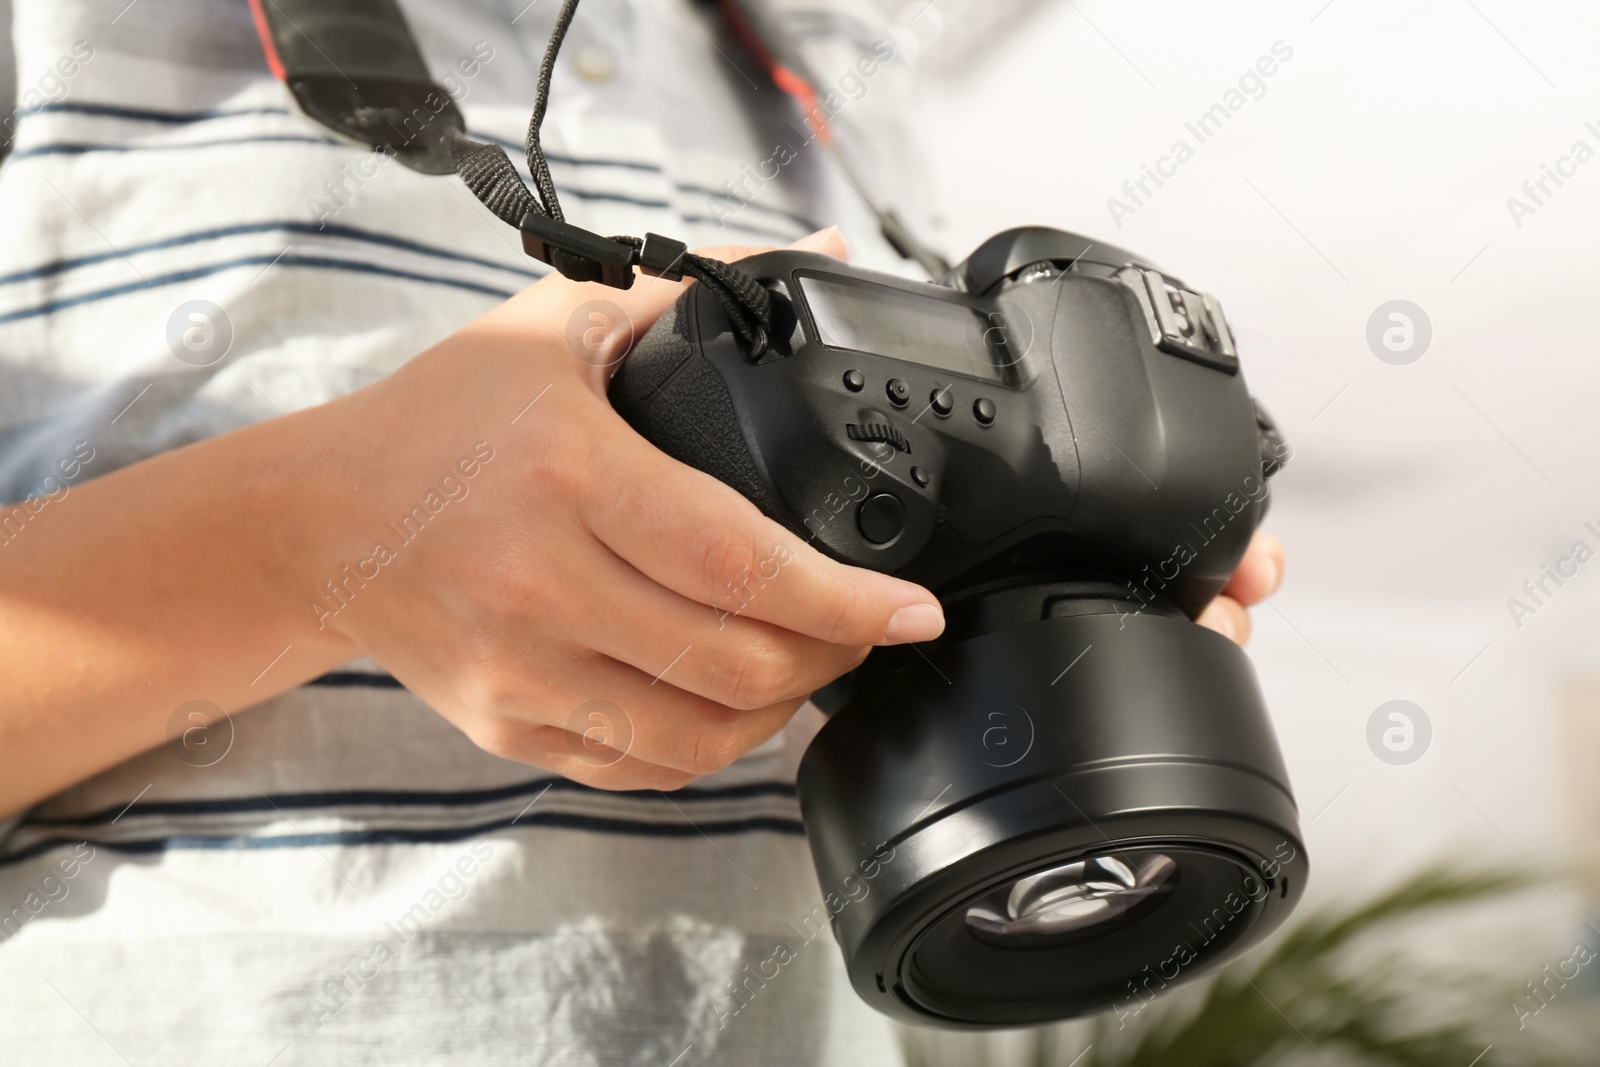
[
  {"xmin": 720, "ymin": 0, "xmax": 832, "ymax": 144},
  {"xmin": 246, "ymin": 0, "xmax": 287, "ymax": 81}
]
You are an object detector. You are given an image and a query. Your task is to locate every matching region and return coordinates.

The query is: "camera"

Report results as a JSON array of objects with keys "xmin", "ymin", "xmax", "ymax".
[{"xmin": 610, "ymin": 227, "xmax": 1306, "ymax": 1028}]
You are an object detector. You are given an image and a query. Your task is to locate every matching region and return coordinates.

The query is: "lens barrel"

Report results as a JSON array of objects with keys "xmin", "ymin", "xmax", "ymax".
[{"xmin": 796, "ymin": 606, "xmax": 1307, "ymax": 1027}]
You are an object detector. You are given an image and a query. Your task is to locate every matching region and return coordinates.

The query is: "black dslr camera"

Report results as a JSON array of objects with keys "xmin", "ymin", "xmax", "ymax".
[{"xmin": 611, "ymin": 227, "xmax": 1305, "ymax": 1028}]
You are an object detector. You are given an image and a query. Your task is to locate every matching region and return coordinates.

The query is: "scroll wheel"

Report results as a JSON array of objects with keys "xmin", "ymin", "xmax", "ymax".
[{"xmin": 846, "ymin": 422, "xmax": 911, "ymax": 453}]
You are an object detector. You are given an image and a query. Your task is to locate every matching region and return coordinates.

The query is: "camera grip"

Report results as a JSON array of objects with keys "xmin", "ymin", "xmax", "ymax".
[{"xmin": 611, "ymin": 292, "xmax": 779, "ymax": 518}]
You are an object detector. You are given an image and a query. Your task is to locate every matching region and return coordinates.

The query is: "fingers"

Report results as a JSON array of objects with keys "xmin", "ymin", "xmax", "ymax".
[
  {"xmin": 455, "ymin": 651, "xmax": 804, "ymax": 780},
  {"xmin": 557, "ymin": 654, "xmax": 803, "ymax": 776},
  {"xmin": 544, "ymin": 537, "xmax": 871, "ymax": 710},
  {"xmin": 1223, "ymin": 530, "xmax": 1285, "ymax": 606},
  {"xmin": 581, "ymin": 428, "xmax": 944, "ymax": 647},
  {"xmin": 1198, "ymin": 595, "xmax": 1252, "ymax": 645},
  {"xmin": 1200, "ymin": 531, "xmax": 1282, "ymax": 645},
  {"xmin": 783, "ymin": 225, "xmax": 848, "ymax": 260},
  {"xmin": 461, "ymin": 723, "xmax": 700, "ymax": 793}
]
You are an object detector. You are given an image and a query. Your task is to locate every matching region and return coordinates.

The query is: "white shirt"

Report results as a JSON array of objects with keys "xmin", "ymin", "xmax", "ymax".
[{"xmin": 0, "ymin": 1, "xmax": 921, "ymax": 1063}]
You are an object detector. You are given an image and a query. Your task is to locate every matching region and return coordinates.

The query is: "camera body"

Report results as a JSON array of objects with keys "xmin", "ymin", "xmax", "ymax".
[{"xmin": 612, "ymin": 228, "xmax": 1305, "ymax": 1027}]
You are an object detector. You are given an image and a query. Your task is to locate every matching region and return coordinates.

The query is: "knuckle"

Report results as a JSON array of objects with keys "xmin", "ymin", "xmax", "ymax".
[
  {"xmin": 460, "ymin": 712, "xmax": 530, "ymax": 763},
  {"xmin": 454, "ymin": 672, "xmax": 557, "ymax": 762},
  {"xmin": 677, "ymin": 724, "xmax": 745, "ymax": 776},
  {"xmin": 526, "ymin": 428, "xmax": 593, "ymax": 501},
  {"xmin": 491, "ymin": 558, "xmax": 556, "ymax": 620},
  {"xmin": 460, "ymin": 666, "xmax": 526, "ymax": 716},
  {"xmin": 714, "ymin": 633, "xmax": 800, "ymax": 711},
  {"xmin": 470, "ymin": 538, "xmax": 561, "ymax": 628},
  {"xmin": 695, "ymin": 527, "xmax": 762, "ymax": 604}
]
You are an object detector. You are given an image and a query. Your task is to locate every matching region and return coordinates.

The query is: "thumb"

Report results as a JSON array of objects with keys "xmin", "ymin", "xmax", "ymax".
[
  {"xmin": 695, "ymin": 225, "xmax": 850, "ymax": 267},
  {"xmin": 508, "ymin": 226, "xmax": 850, "ymax": 379},
  {"xmin": 787, "ymin": 225, "xmax": 848, "ymax": 261},
  {"xmin": 581, "ymin": 226, "xmax": 847, "ymax": 365}
]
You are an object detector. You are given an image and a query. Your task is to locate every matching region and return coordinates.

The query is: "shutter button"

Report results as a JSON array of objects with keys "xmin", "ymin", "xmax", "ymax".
[{"xmin": 973, "ymin": 397, "xmax": 996, "ymax": 425}]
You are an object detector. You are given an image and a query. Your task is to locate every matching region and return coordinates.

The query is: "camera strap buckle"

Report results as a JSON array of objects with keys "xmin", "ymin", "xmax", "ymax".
[
  {"xmin": 1121, "ymin": 268, "xmax": 1239, "ymax": 373},
  {"xmin": 519, "ymin": 212, "xmax": 688, "ymax": 290}
]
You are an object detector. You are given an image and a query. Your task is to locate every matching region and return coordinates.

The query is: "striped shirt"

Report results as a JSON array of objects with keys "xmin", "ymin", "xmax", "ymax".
[{"xmin": 0, "ymin": 1, "xmax": 923, "ymax": 1063}]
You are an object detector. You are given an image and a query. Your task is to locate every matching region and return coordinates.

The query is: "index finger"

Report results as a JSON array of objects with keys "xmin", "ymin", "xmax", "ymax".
[{"xmin": 582, "ymin": 423, "xmax": 945, "ymax": 647}]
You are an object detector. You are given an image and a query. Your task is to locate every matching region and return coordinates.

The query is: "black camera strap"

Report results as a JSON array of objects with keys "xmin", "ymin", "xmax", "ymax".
[
  {"xmin": 249, "ymin": 0, "xmax": 773, "ymax": 352},
  {"xmin": 247, "ymin": 0, "xmax": 466, "ymax": 175},
  {"xmin": 450, "ymin": 0, "xmax": 774, "ymax": 350}
]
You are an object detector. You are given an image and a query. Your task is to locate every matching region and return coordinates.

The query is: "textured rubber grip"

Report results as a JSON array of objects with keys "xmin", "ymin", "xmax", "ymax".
[{"xmin": 611, "ymin": 292, "xmax": 778, "ymax": 517}]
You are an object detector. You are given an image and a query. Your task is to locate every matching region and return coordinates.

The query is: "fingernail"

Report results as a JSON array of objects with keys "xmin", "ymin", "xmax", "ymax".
[
  {"xmin": 885, "ymin": 602, "xmax": 944, "ymax": 645},
  {"xmin": 790, "ymin": 225, "xmax": 841, "ymax": 251},
  {"xmin": 1263, "ymin": 558, "xmax": 1282, "ymax": 595}
]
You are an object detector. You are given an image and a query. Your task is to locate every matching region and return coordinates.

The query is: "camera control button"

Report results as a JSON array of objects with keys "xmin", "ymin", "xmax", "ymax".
[
  {"xmin": 930, "ymin": 386, "xmax": 953, "ymax": 417},
  {"xmin": 973, "ymin": 397, "xmax": 996, "ymax": 425},
  {"xmin": 886, "ymin": 378, "xmax": 911, "ymax": 407},
  {"xmin": 843, "ymin": 369, "xmax": 865, "ymax": 392},
  {"xmin": 857, "ymin": 493, "xmax": 905, "ymax": 545},
  {"xmin": 911, "ymin": 466, "xmax": 930, "ymax": 488}
]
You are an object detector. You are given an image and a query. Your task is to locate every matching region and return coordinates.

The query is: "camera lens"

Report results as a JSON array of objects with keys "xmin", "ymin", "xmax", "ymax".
[
  {"xmin": 797, "ymin": 599, "xmax": 1308, "ymax": 1027},
  {"xmin": 964, "ymin": 852, "xmax": 1176, "ymax": 947}
]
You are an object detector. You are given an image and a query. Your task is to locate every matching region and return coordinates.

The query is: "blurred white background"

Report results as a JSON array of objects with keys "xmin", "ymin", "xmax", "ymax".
[{"xmin": 897, "ymin": 0, "xmax": 1600, "ymax": 1062}]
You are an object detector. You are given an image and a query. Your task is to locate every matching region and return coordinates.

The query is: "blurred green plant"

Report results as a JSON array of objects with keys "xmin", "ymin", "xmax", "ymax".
[{"xmin": 1038, "ymin": 866, "xmax": 1577, "ymax": 1067}]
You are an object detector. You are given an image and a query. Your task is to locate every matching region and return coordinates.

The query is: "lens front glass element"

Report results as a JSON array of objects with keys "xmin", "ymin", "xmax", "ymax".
[
  {"xmin": 964, "ymin": 853, "xmax": 1177, "ymax": 947},
  {"xmin": 903, "ymin": 846, "xmax": 1266, "ymax": 1023}
]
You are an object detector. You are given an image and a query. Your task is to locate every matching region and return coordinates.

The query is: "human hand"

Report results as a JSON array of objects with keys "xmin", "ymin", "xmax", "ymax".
[
  {"xmin": 297, "ymin": 227, "xmax": 945, "ymax": 792},
  {"xmin": 0, "ymin": 226, "xmax": 1283, "ymax": 817},
  {"xmin": 294, "ymin": 226, "xmax": 1279, "ymax": 794},
  {"xmin": 1197, "ymin": 530, "xmax": 1285, "ymax": 644}
]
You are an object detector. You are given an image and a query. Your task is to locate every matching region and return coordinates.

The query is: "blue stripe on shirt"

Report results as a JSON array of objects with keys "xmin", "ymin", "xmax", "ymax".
[
  {"xmin": 7, "ymin": 135, "xmax": 341, "ymax": 159},
  {"xmin": 0, "ymin": 254, "xmax": 517, "ymax": 326},
  {"xmin": 0, "ymin": 221, "xmax": 540, "ymax": 290},
  {"xmin": 307, "ymin": 671, "xmax": 407, "ymax": 688},
  {"xmin": 0, "ymin": 811, "xmax": 806, "ymax": 868},
  {"xmin": 22, "ymin": 776, "xmax": 799, "ymax": 828},
  {"xmin": 23, "ymin": 101, "xmax": 294, "ymax": 123}
]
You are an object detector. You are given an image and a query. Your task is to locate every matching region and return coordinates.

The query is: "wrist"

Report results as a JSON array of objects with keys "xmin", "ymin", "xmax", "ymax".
[{"xmin": 232, "ymin": 408, "xmax": 378, "ymax": 663}]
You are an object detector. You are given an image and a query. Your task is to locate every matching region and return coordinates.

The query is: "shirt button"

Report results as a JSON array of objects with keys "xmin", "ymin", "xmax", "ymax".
[{"xmin": 574, "ymin": 46, "xmax": 616, "ymax": 83}]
